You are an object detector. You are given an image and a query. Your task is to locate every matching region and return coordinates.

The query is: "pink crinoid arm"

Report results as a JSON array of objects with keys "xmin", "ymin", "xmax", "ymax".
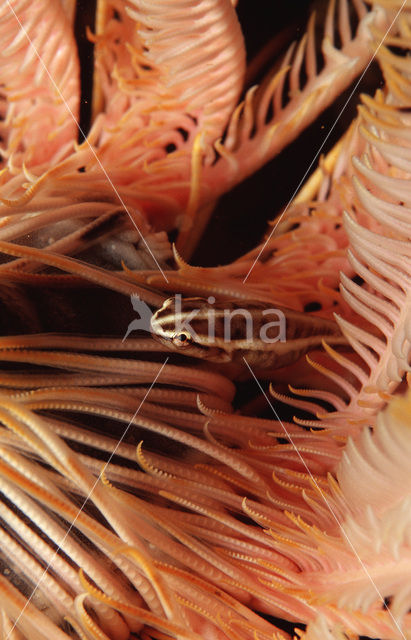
[
  {"xmin": 0, "ymin": 1, "xmax": 389, "ymax": 261},
  {"xmin": 0, "ymin": 0, "xmax": 80, "ymax": 169},
  {"xmin": 178, "ymin": 0, "xmax": 387, "ymax": 253}
]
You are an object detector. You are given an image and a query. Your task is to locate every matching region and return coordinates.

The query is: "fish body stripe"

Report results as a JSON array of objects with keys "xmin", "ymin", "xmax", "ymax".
[{"xmin": 150, "ymin": 297, "xmax": 346, "ymax": 367}]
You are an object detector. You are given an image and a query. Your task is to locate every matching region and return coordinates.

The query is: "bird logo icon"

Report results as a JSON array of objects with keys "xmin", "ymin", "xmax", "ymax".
[{"xmin": 123, "ymin": 294, "xmax": 153, "ymax": 341}]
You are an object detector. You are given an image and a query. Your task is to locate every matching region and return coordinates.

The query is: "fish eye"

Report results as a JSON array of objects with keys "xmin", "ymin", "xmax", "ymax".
[{"xmin": 172, "ymin": 331, "xmax": 192, "ymax": 347}]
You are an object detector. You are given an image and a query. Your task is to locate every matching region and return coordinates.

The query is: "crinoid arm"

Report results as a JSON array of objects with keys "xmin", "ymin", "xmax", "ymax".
[
  {"xmin": 257, "ymin": 20, "xmax": 411, "ymax": 439},
  {"xmin": 0, "ymin": 0, "xmax": 80, "ymax": 170},
  {"xmin": 178, "ymin": 0, "xmax": 388, "ymax": 256}
]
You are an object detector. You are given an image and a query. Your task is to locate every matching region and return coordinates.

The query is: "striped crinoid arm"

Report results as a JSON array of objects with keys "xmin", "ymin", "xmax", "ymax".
[
  {"xmin": 0, "ymin": 342, "xmax": 312, "ymax": 640},
  {"xmin": 0, "ymin": 0, "xmax": 80, "ymax": 170},
  {"xmin": 273, "ymin": 44, "xmax": 411, "ymax": 436},
  {"xmin": 92, "ymin": 0, "xmax": 245, "ymax": 157},
  {"xmin": 201, "ymin": 0, "xmax": 384, "ymax": 196},
  {"xmin": 0, "ymin": 352, "xmax": 261, "ymax": 639},
  {"xmin": 60, "ymin": 0, "xmax": 246, "ymax": 236},
  {"xmin": 145, "ymin": 123, "xmax": 362, "ymax": 318},
  {"xmin": 0, "ymin": 397, "xmax": 148, "ymax": 640},
  {"xmin": 266, "ymin": 389, "xmax": 411, "ymax": 640},
  {"xmin": 175, "ymin": 0, "xmax": 385, "ymax": 254},
  {"xmin": 0, "ymin": 0, "xmax": 245, "ymax": 256}
]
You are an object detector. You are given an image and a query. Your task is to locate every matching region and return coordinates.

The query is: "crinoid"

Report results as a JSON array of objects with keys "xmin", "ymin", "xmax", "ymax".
[{"xmin": 0, "ymin": 1, "xmax": 411, "ymax": 640}]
